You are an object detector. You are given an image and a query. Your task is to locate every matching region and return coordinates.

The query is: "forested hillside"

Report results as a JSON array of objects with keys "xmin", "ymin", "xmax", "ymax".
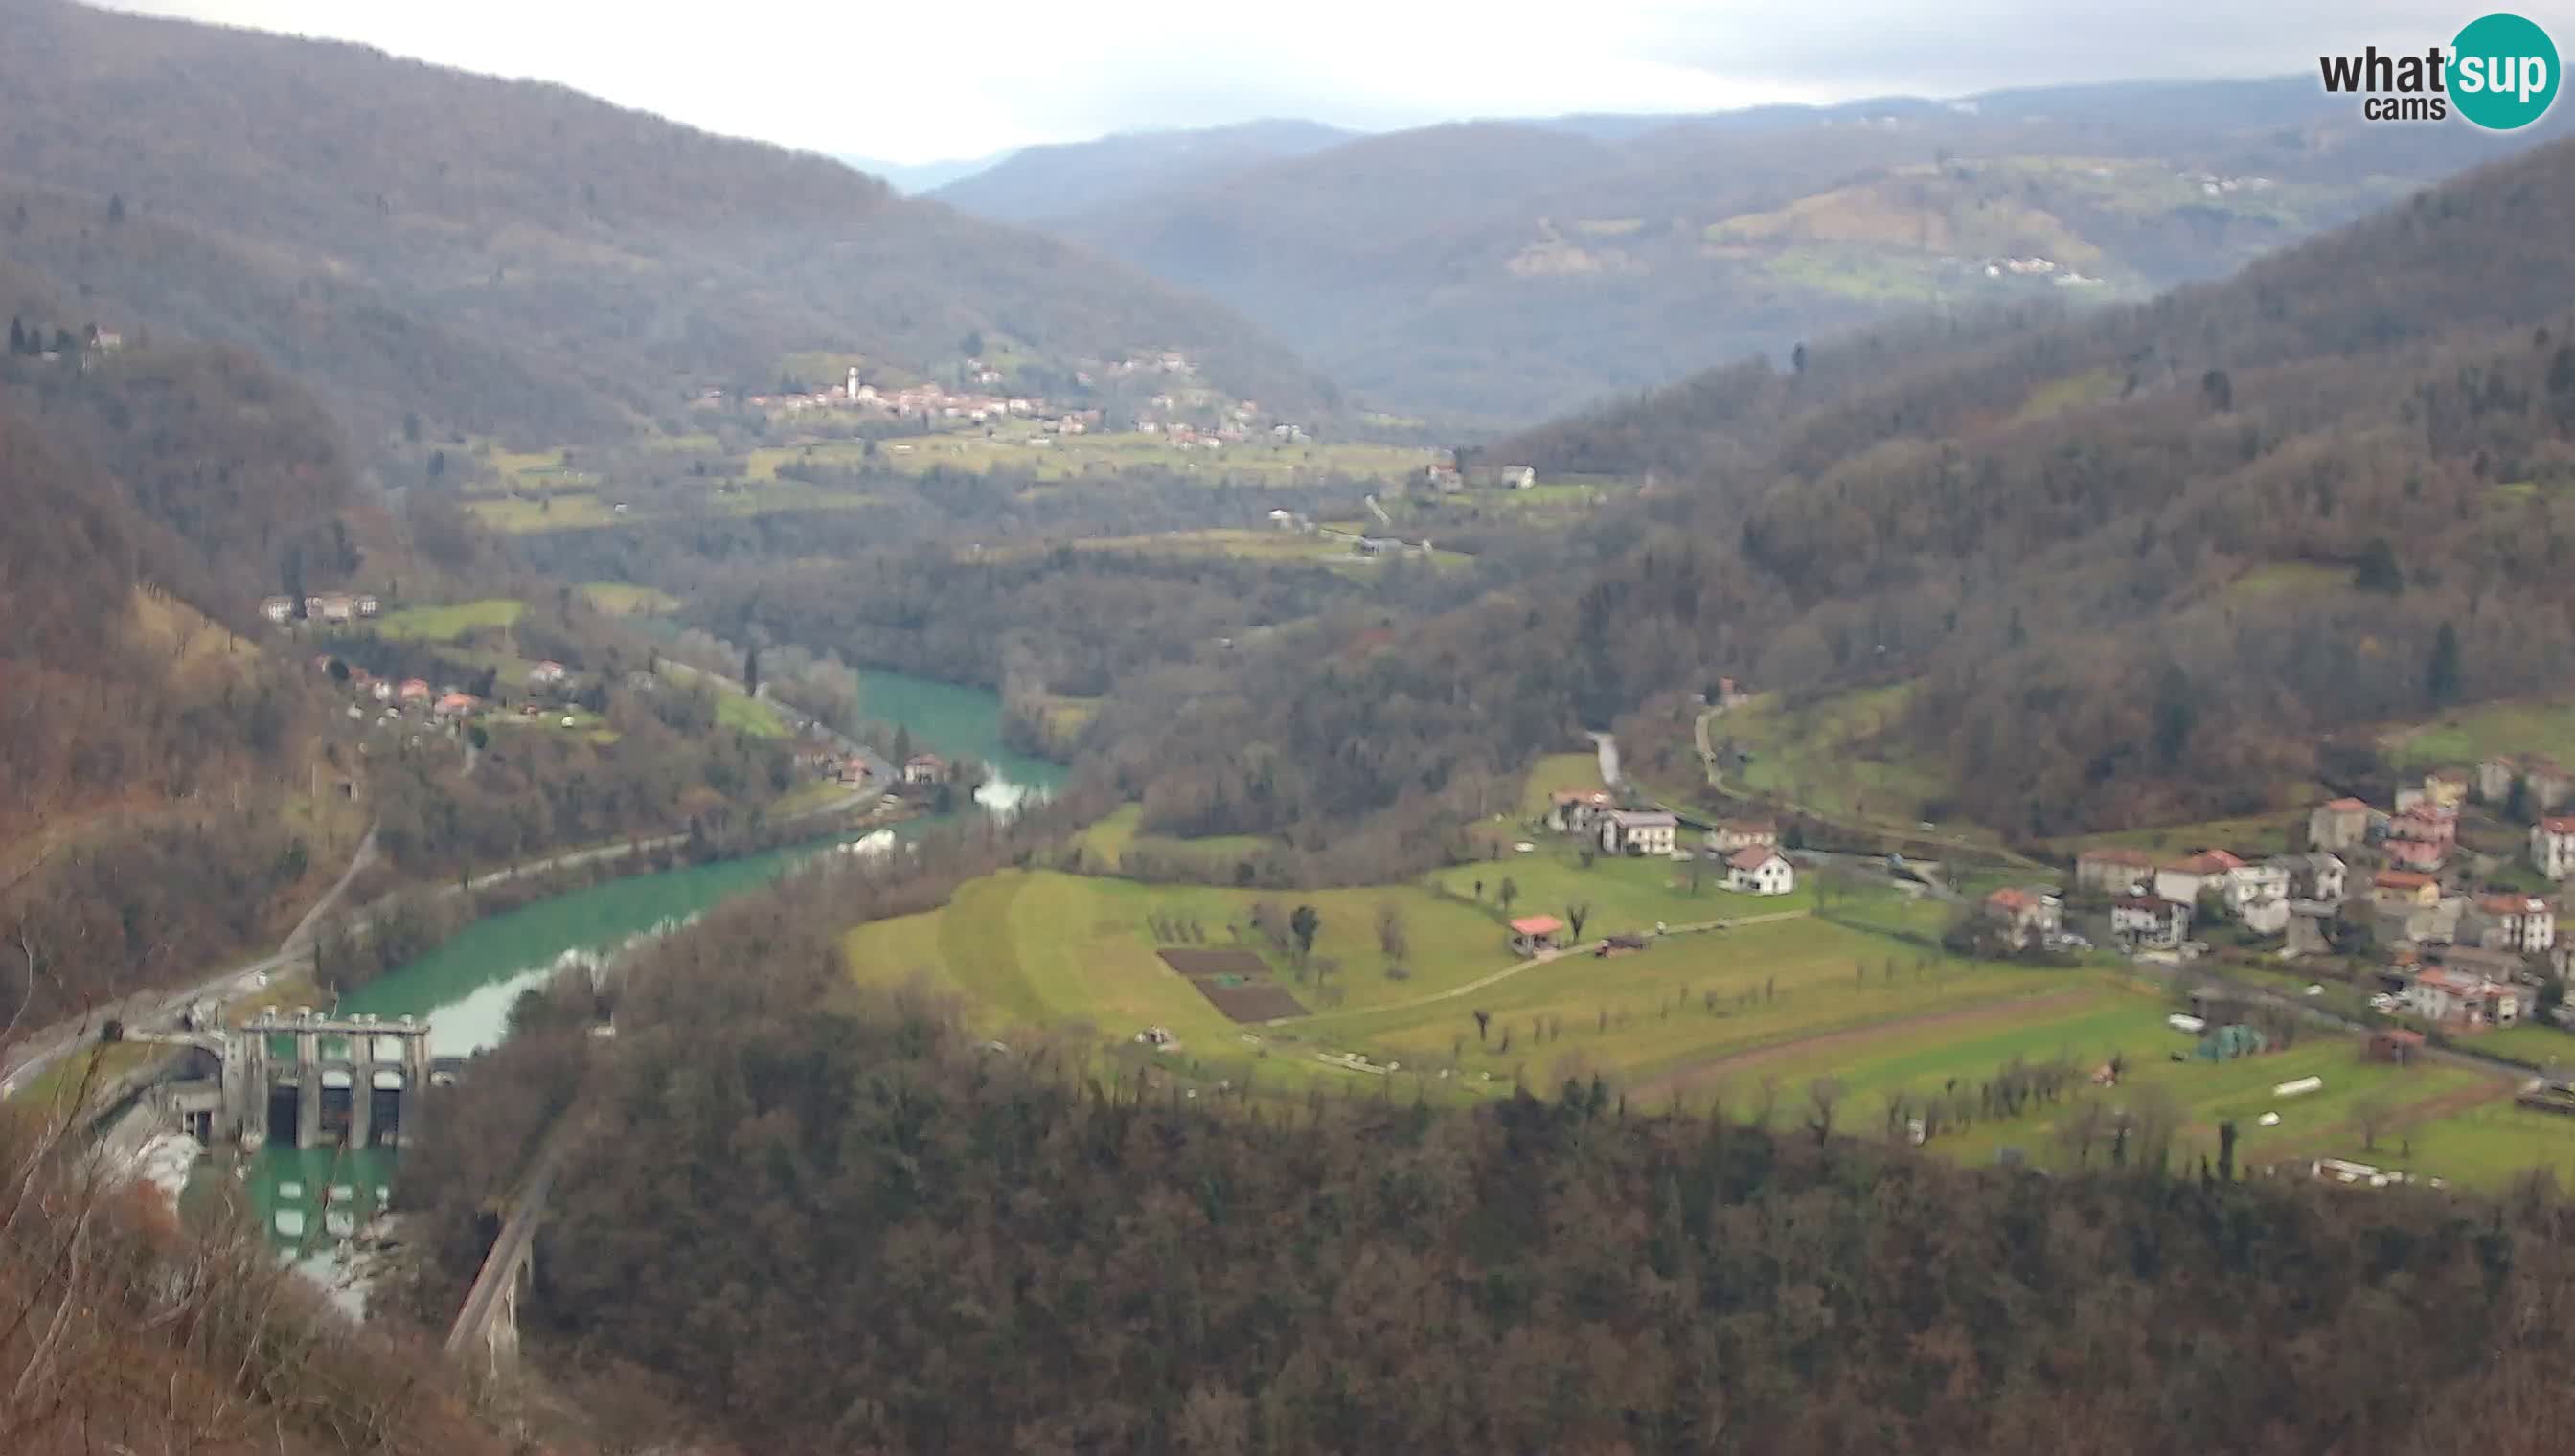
[
  {"xmin": 1023, "ymin": 78, "xmax": 2561, "ymax": 421},
  {"xmin": 1090, "ymin": 136, "xmax": 2575, "ymax": 850},
  {"xmin": 0, "ymin": 0, "xmax": 1331, "ymax": 451},
  {"xmin": 394, "ymin": 869, "xmax": 2575, "ymax": 1456},
  {"xmin": 0, "ymin": 339, "xmax": 395, "ymax": 1028}
]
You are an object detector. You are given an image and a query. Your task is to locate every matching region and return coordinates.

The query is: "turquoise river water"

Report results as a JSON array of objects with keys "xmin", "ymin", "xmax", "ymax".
[{"xmin": 235, "ymin": 667, "xmax": 1066, "ymax": 1265}]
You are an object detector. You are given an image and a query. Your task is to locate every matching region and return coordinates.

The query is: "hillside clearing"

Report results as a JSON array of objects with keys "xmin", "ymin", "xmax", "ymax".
[{"xmin": 372, "ymin": 598, "xmax": 525, "ymax": 641}]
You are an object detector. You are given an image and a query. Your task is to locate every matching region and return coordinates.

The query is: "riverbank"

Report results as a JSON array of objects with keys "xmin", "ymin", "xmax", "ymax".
[{"xmin": 854, "ymin": 666, "xmax": 1070, "ymax": 811}]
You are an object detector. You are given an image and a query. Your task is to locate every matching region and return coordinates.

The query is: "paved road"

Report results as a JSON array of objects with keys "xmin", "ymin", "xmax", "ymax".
[
  {"xmin": 1, "ymin": 757, "xmax": 882, "ymax": 1100},
  {"xmin": 1589, "ymin": 731, "xmax": 1622, "ymax": 788},
  {"xmin": 2137, "ymin": 956, "xmax": 2544, "ymax": 1089},
  {"xmin": 0, "ymin": 819, "xmax": 383, "ymax": 1097},
  {"xmin": 1689, "ymin": 705, "xmax": 2047, "ymax": 871}
]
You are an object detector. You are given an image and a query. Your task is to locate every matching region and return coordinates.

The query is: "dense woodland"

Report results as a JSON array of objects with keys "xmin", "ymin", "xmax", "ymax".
[
  {"xmin": 387, "ymin": 863, "xmax": 2575, "ymax": 1456},
  {"xmin": 1074, "ymin": 138, "xmax": 2575, "ymax": 854},
  {"xmin": 0, "ymin": 0, "xmax": 1329, "ymax": 456}
]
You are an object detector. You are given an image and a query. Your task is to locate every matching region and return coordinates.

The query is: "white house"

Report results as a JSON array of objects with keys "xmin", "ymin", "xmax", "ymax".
[
  {"xmin": 2533, "ymin": 817, "xmax": 2575, "ymax": 879},
  {"xmin": 526, "ymin": 660, "xmax": 569, "ymax": 686},
  {"xmin": 2224, "ymin": 860, "xmax": 2290, "ymax": 912},
  {"xmin": 259, "ymin": 596, "xmax": 295, "ymax": 624},
  {"xmin": 1983, "ymin": 887, "xmax": 2062, "ymax": 950},
  {"xmin": 2266, "ymin": 853, "xmax": 2347, "ymax": 905},
  {"xmin": 2074, "ymin": 847, "xmax": 2158, "ymax": 896},
  {"xmin": 2154, "ymin": 850, "xmax": 2244, "ymax": 908},
  {"xmin": 902, "ymin": 753, "xmax": 946, "ymax": 785},
  {"xmin": 1548, "ymin": 791, "xmax": 1616, "ymax": 835},
  {"xmin": 2404, "ymin": 968, "xmax": 2522, "ymax": 1029},
  {"xmin": 2237, "ymin": 893, "xmax": 2291, "ymax": 937},
  {"xmin": 2470, "ymin": 894, "xmax": 2557, "ymax": 954},
  {"xmin": 1726, "ymin": 847, "xmax": 1796, "ymax": 896},
  {"xmin": 2110, "ymin": 895, "xmax": 2189, "ymax": 949},
  {"xmin": 1599, "ymin": 809, "xmax": 1678, "ymax": 857}
]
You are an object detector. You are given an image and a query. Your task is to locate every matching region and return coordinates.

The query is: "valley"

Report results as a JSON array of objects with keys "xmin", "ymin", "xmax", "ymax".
[{"xmin": 12, "ymin": 1, "xmax": 2575, "ymax": 1451}]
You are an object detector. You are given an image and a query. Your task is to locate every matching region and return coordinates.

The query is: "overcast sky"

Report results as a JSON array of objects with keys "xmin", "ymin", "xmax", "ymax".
[{"xmin": 107, "ymin": 1, "xmax": 2515, "ymax": 165}]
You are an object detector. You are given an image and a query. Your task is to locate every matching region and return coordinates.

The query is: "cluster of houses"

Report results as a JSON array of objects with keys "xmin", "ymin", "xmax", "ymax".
[
  {"xmin": 261, "ymin": 592, "xmax": 381, "ymax": 626},
  {"xmin": 311, "ymin": 657, "xmax": 486, "ymax": 725},
  {"xmin": 717, "ymin": 347, "xmax": 1283, "ymax": 447},
  {"xmin": 2066, "ymin": 761, "xmax": 2575, "ymax": 1036},
  {"xmin": 310, "ymin": 651, "xmax": 581, "ymax": 735},
  {"xmin": 1541, "ymin": 793, "xmax": 1797, "ymax": 899},
  {"xmin": 1418, "ymin": 458, "xmax": 1538, "ymax": 492},
  {"xmin": 741, "ymin": 374, "xmax": 1055, "ymax": 425}
]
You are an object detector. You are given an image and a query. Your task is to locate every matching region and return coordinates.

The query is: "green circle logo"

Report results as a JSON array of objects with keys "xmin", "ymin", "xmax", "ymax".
[{"xmin": 2451, "ymin": 12, "xmax": 2560, "ymax": 129}]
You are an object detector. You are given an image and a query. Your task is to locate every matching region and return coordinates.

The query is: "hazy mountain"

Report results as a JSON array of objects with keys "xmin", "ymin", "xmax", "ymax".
[
  {"xmin": 0, "ymin": 0, "xmax": 1333, "ymax": 453},
  {"xmin": 1017, "ymin": 77, "xmax": 2563, "ymax": 422},
  {"xmin": 927, "ymin": 118, "xmax": 1359, "ymax": 224},
  {"xmin": 839, "ymin": 149, "xmax": 1014, "ymax": 193}
]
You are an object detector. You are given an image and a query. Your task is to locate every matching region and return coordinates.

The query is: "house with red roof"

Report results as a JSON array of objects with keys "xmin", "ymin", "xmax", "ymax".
[
  {"xmin": 2403, "ymin": 967, "xmax": 2521, "ymax": 1029},
  {"xmin": 2533, "ymin": 816, "xmax": 2575, "ymax": 880},
  {"xmin": 2383, "ymin": 836, "xmax": 2447, "ymax": 873},
  {"xmin": 2308, "ymin": 797, "xmax": 2374, "ymax": 853},
  {"xmin": 1726, "ymin": 846, "xmax": 1795, "ymax": 896},
  {"xmin": 1982, "ymin": 886, "xmax": 2062, "ymax": 949},
  {"xmin": 2387, "ymin": 806, "xmax": 2456, "ymax": 847},
  {"xmin": 2469, "ymin": 894, "xmax": 2556, "ymax": 954},
  {"xmin": 2154, "ymin": 850, "xmax": 2244, "ymax": 908},
  {"xmin": 2074, "ymin": 845, "xmax": 2158, "ymax": 896},
  {"xmin": 2110, "ymin": 895, "xmax": 2190, "ymax": 949},
  {"xmin": 2371, "ymin": 870, "xmax": 2441, "ymax": 912},
  {"xmin": 1547, "ymin": 790, "xmax": 1616, "ymax": 835},
  {"xmin": 1507, "ymin": 915, "xmax": 1564, "ymax": 957}
]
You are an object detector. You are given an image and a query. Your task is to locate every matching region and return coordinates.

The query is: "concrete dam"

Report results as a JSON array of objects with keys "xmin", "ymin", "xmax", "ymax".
[{"xmin": 142, "ymin": 1010, "xmax": 447, "ymax": 1152}]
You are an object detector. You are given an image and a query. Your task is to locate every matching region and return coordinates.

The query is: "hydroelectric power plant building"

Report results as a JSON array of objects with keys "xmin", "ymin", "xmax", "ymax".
[{"xmin": 148, "ymin": 1010, "xmax": 442, "ymax": 1150}]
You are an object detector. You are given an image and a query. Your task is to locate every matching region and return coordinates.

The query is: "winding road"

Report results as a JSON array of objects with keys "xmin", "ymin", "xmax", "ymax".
[
  {"xmin": 1690, "ymin": 704, "xmax": 2048, "ymax": 871},
  {"xmin": 2, "ymin": 686, "xmax": 888, "ymax": 1102}
]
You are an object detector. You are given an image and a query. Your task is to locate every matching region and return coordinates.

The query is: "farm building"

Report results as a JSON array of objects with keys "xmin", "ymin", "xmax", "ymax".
[{"xmin": 1508, "ymin": 915, "xmax": 1564, "ymax": 957}]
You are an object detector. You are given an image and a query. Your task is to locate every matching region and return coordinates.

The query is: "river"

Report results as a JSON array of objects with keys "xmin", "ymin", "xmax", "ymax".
[
  {"xmin": 233, "ymin": 666, "xmax": 1064, "ymax": 1271},
  {"xmin": 853, "ymin": 665, "xmax": 1067, "ymax": 812}
]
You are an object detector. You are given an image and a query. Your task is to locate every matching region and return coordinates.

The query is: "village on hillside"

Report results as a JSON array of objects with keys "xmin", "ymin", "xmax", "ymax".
[
  {"xmin": 710, "ymin": 348, "xmax": 1313, "ymax": 452},
  {"xmin": 2060, "ymin": 759, "xmax": 2575, "ymax": 1058}
]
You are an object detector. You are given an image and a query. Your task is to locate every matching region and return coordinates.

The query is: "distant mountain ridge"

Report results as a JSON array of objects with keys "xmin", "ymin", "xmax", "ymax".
[
  {"xmin": 0, "ymin": 0, "xmax": 1333, "ymax": 451},
  {"xmin": 840, "ymin": 150, "xmax": 1014, "ymax": 194},
  {"xmin": 925, "ymin": 77, "xmax": 2564, "ymax": 421},
  {"xmin": 927, "ymin": 118, "xmax": 1358, "ymax": 223}
]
